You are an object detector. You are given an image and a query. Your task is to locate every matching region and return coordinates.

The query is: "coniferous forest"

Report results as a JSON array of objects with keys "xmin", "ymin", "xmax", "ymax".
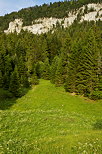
[
  {"xmin": 0, "ymin": 19, "xmax": 102, "ymax": 100},
  {"xmin": 0, "ymin": 1, "xmax": 102, "ymax": 153}
]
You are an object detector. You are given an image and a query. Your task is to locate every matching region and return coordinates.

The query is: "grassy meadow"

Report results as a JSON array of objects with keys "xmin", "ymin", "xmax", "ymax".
[{"xmin": 0, "ymin": 80, "xmax": 102, "ymax": 153}]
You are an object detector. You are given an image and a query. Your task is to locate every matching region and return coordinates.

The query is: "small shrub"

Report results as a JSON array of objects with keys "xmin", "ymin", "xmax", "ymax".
[
  {"xmin": 0, "ymin": 89, "xmax": 13, "ymax": 99},
  {"xmin": 18, "ymin": 87, "xmax": 30, "ymax": 97},
  {"xmin": 90, "ymin": 91, "xmax": 102, "ymax": 100},
  {"xmin": 88, "ymin": 7, "xmax": 95, "ymax": 12},
  {"xmin": 93, "ymin": 119, "xmax": 102, "ymax": 130},
  {"xmin": 30, "ymin": 74, "xmax": 39, "ymax": 85},
  {"xmin": 95, "ymin": 12, "xmax": 99, "ymax": 18},
  {"xmin": 84, "ymin": 5, "xmax": 88, "ymax": 14}
]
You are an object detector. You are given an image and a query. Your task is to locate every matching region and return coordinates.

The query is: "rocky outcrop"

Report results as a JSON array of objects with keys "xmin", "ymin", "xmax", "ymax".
[
  {"xmin": 4, "ymin": 19, "xmax": 23, "ymax": 34},
  {"xmin": 4, "ymin": 3, "xmax": 102, "ymax": 35},
  {"xmin": 80, "ymin": 3, "xmax": 102, "ymax": 22}
]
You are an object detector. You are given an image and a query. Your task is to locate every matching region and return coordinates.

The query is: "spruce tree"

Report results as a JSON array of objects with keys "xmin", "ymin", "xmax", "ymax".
[
  {"xmin": 64, "ymin": 40, "xmax": 81, "ymax": 93},
  {"xmin": 30, "ymin": 65, "xmax": 39, "ymax": 85},
  {"xmin": 31, "ymin": 72, "xmax": 39, "ymax": 85},
  {"xmin": 9, "ymin": 68, "xmax": 20, "ymax": 97},
  {"xmin": 0, "ymin": 71, "xmax": 3, "ymax": 88},
  {"xmin": 55, "ymin": 57, "xmax": 63, "ymax": 86},
  {"xmin": 3, "ymin": 55, "xmax": 13, "ymax": 89},
  {"xmin": 76, "ymin": 29, "xmax": 99, "ymax": 96},
  {"xmin": 50, "ymin": 56, "xmax": 59, "ymax": 84},
  {"xmin": 17, "ymin": 56, "xmax": 29, "ymax": 88},
  {"xmin": 42, "ymin": 58, "xmax": 50, "ymax": 80},
  {"xmin": 36, "ymin": 61, "xmax": 45, "ymax": 78}
]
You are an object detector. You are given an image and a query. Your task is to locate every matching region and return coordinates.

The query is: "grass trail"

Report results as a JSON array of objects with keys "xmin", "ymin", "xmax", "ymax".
[{"xmin": 0, "ymin": 80, "xmax": 102, "ymax": 153}]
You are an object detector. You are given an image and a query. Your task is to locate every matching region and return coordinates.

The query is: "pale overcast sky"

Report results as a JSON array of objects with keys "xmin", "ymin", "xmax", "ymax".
[{"xmin": 0, "ymin": 0, "xmax": 62, "ymax": 16}]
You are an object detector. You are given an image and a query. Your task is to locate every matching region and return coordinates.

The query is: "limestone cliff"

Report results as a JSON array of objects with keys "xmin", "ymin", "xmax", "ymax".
[{"xmin": 4, "ymin": 3, "xmax": 102, "ymax": 35}]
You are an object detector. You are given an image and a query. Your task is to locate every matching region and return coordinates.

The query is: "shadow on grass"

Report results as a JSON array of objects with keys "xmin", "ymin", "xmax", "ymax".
[
  {"xmin": 0, "ymin": 98, "xmax": 17, "ymax": 110},
  {"xmin": 93, "ymin": 119, "xmax": 102, "ymax": 130},
  {"xmin": 0, "ymin": 87, "xmax": 30, "ymax": 110}
]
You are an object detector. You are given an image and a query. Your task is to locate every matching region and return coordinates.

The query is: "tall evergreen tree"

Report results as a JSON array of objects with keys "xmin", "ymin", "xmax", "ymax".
[
  {"xmin": 30, "ymin": 65, "xmax": 39, "ymax": 85},
  {"xmin": 42, "ymin": 58, "xmax": 50, "ymax": 80},
  {"xmin": 31, "ymin": 72, "xmax": 39, "ymax": 85},
  {"xmin": 17, "ymin": 56, "xmax": 29, "ymax": 88},
  {"xmin": 55, "ymin": 57, "xmax": 64, "ymax": 86},
  {"xmin": 76, "ymin": 29, "xmax": 99, "ymax": 96},
  {"xmin": 50, "ymin": 56, "xmax": 59, "ymax": 84},
  {"xmin": 65, "ymin": 40, "xmax": 81, "ymax": 92},
  {"xmin": 0, "ymin": 71, "xmax": 3, "ymax": 88},
  {"xmin": 9, "ymin": 68, "xmax": 20, "ymax": 97}
]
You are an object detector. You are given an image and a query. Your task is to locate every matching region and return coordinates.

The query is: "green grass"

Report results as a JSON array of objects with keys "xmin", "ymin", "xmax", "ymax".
[{"xmin": 0, "ymin": 80, "xmax": 102, "ymax": 153}]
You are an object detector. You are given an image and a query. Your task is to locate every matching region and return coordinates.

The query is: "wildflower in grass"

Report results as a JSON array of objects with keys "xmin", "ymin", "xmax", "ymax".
[
  {"xmin": 83, "ymin": 150, "xmax": 87, "ymax": 154},
  {"xmin": 89, "ymin": 143, "xmax": 93, "ymax": 147}
]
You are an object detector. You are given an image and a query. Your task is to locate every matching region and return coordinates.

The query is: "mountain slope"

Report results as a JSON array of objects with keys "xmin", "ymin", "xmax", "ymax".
[
  {"xmin": 0, "ymin": 0, "xmax": 102, "ymax": 32},
  {"xmin": 0, "ymin": 80, "xmax": 102, "ymax": 153},
  {"xmin": 3, "ymin": 3, "xmax": 102, "ymax": 34}
]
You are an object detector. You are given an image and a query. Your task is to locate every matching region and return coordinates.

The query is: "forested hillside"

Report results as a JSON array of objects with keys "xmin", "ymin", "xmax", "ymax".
[
  {"xmin": 0, "ymin": 0, "xmax": 101, "ymax": 31},
  {"xmin": 0, "ymin": 19, "xmax": 102, "ymax": 99},
  {"xmin": 0, "ymin": 0, "xmax": 102, "ymax": 153}
]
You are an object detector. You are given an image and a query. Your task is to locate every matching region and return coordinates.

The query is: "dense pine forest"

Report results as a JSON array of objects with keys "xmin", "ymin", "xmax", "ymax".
[
  {"xmin": 0, "ymin": 0, "xmax": 102, "ymax": 100},
  {"xmin": 0, "ymin": 19, "xmax": 102, "ymax": 99}
]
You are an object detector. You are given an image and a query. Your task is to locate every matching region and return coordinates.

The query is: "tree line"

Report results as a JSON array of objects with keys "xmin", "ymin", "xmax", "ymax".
[{"xmin": 0, "ymin": 20, "xmax": 102, "ymax": 99}]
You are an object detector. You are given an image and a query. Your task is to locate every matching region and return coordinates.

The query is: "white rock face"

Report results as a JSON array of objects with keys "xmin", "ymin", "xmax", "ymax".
[
  {"xmin": 80, "ymin": 3, "xmax": 102, "ymax": 22},
  {"xmin": 23, "ymin": 18, "xmax": 62, "ymax": 34},
  {"xmin": 4, "ymin": 19, "xmax": 23, "ymax": 34},
  {"xmin": 4, "ymin": 3, "xmax": 102, "ymax": 35}
]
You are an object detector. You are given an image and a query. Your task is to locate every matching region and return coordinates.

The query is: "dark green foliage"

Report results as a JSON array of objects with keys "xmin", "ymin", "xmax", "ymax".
[
  {"xmin": 17, "ymin": 56, "xmax": 29, "ymax": 88},
  {"xmin": 98, "ymin": 77, "xmax": 102, "ymax": 91},
  {"xmin": 36, "ymin": 61, "xmax": 45, "ymax": 78},
  {"xmin": 31, "ymin": 73, "xmax": 39, "ymax": 85},
  {"xmin": 3, "ymin": 73, "xmax": 10, "ymax": 90},
  {"xmin": 65, "ymin": 40, "xmax": 81, "ymax": 93},
  {"xmin": 90, "ymin": 91, "xmax": 102, "ymax": 100},
  {"xmin": 42, "ymin": 58, "xmax": 50, "ymax": 80},
  {"xmin": 0, "ymin": 17, "xmax": 102, "ymax": 99},
  {"xmin": 30, "ymin": 66, "xmax": 39, "ymax": 85},
  {"xmin": 0, "ymin": 89, "xmax": 13, "ymax": 100},
  {"xmin": 0, "ymin": 71, "xmax": 3, "ymax": 87},
  {"xmin": 21, "ymin": 74, "xmax": 30, "ymax": 88},
  {"xmin": 84, "ymin": 5, "xmax": 88, "ymax": 14},
  {"xmin": 50, "ymin": 56, "xmax": 59, "ymax": 84},
  {"xmin": 65, "ymin": 25, "xmax": 102, "ymax": 98},
  {"xmin": 55, "ymin": 58, "xmax": 64, "ymax": 87},
  {"xmin": 9, "ymin": 68, "xmax": 20, "ymax": 97},
  {"xmin": 94, "ymin": 119, "xmax": 102, "ymax": 129}
]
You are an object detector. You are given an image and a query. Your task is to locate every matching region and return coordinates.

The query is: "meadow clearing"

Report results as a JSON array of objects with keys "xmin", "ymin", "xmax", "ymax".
[{"xmin": 0, "ymin": 80, "xmax": 102, "ymax": 153}]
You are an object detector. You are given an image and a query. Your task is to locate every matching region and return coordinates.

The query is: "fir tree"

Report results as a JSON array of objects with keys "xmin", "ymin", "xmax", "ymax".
[
  {"xmin": 36, "ymin": 61, "xmax": 45, "ymax": 79},
  {"xmin": 76, "ymin": 29, "xmax": 99, "ymax": 96},
  {"xmin": 17, "ymin": 56, "xmax": 29, "ymax": 88},
  {"xmin": 30, "ymin": 65, "xmax": 39, "ymax": 85},
  {"xmin": 65, "ymin": 40, "xmax": 81, "ymax": 93},
  {"xmin": 55, "ymin": 58, "xmax": 63, "ymax": 86},
  {"xmin": 50, "ymin": 56, "xmax": 59, "ymax": 84},
  {"xmin": 31, "ymin": 72, "xmax": 39, "ymax": 85},
  {"xmin": 0, "ymin": 71, "xmax": 3, "ymax": 88},
  {"xmin": 9, "ymin": 68, "xmax": 20, "ymax": 97},
  {"xmin": 42, "ymin": 58, "xmax": 50, "ymax": 80}
]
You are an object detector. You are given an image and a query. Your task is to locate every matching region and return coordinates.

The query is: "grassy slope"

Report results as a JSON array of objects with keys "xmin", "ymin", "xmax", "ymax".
[{"xmin": 0, "ymin": 80, "xmax": 102, "ymax": 153}]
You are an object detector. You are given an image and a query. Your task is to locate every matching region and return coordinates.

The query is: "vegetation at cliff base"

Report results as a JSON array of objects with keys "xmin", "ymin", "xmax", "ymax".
[{"xmin": 0, "ymin": 20, "xmax": 102, "ymax": 99}]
